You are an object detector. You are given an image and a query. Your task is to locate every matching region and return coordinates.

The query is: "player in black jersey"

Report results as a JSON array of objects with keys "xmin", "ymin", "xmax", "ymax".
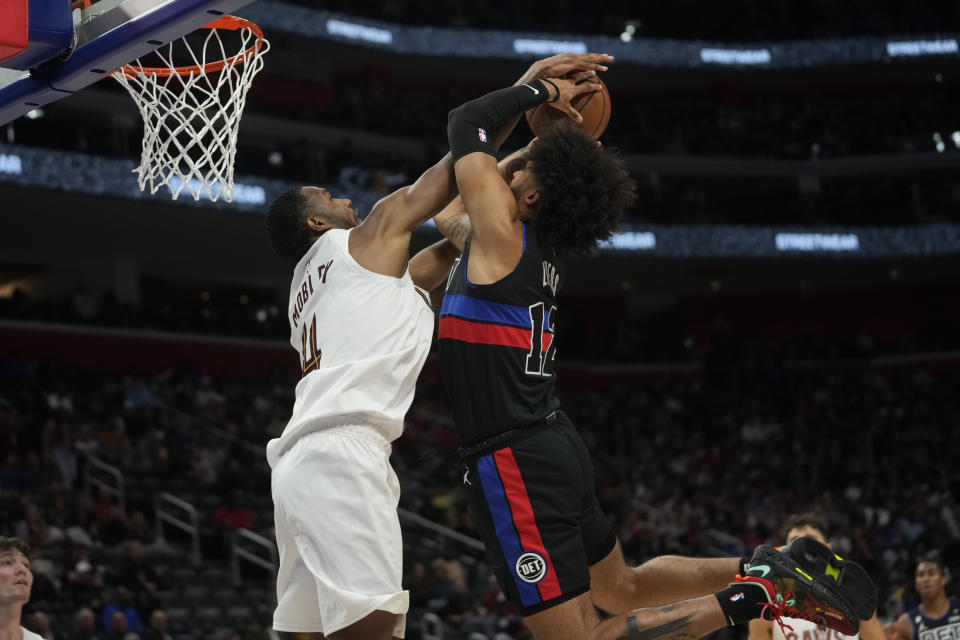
[
  {"xmin": 887, "ymin": 556, "xmax": 959, "ymax": 640},
  {"xmin": 440, "ymin": 67, "xmax": 875, "ymax": 640}
]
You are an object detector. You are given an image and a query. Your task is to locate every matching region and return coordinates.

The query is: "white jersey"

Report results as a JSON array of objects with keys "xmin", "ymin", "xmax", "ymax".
[
  {"xmin": 266, "ymin": 228, "xmax": 434, "ymax": 466},
  {"xmin": 773, "ymin": 617, "xmax": 860, "ymax": 640},
  {"xmin": 21, "ymin": 627, "xmax": 44, "ymax": 640}
]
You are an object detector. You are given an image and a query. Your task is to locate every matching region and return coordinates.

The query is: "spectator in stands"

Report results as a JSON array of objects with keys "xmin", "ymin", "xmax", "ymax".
[
  {"xmin": 115, "ymin": 541, "xmax": 158, "ymax": 596},
  {"xmin": 96, "ymin": 506, "xmax": 129, "ymax": 548},
  {"xmin": 473, "ymin": 574, "xmax": 521, "ymax": 638},
  {"xmin": 404, "ymin": 561, "xmax": 430, "ymax": 611},
  {"xmin": 189, "ymin": 435, "xmax": 224, "ymax": 486},
  {"xmin": 122, "ymin": 381, "xmax": 158, "ymax": 411},
  {"xmin": 105, "ymin": 611, "xmax": 139, "ymax": 640},
  {"xmin": 124, "ymin": 513, "xmax": 154, "ymax": 548},
  {"xmin": 426, "ymin": 558, "xmax": 469, "ymax": 627},
  {"xmin": 217, "ymin": 459, "xmax": 254, "ymax": 496},
  {"xmin": 42, "ymin": 414, "xmax": 78, "ymax": 489},
  {"xmin": 27, "ymin": 611, "xmax": 56, "ymax": 640},
  {"xmin": 71, "ymin": 607, "xmax": 99, "ymax": 640},
  {"xmin": 240, "ymin": 604, "xmax": 273, "ymax": 640},
  {"xmin": 15, "ymin": 504, "xmax": 64, "ymax": 549},
  {"xmin": 211, "ymin": 490, "xmax": 253, "ymax": 532},
  {"xmin": 140, "ymin": 610, "xmax": 172, "ymax": 640},
  {"xmin": 23, "ymin": 560, "xmax": 59, "ymax": 616},
  {"xmin": 88, "ymin": 488, "xmax": 115, "ymax": 525},
  {"xmin": 101, "ymin": 587, "xmax": 142, "ymax": 636},
  {"xmin": 63, "ymin": 546, "xmax": 104, "ymax": 609}
]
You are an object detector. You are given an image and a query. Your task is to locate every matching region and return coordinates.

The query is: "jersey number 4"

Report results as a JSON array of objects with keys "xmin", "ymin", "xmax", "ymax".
[
  {"xmin": 299, "ymin": 315, "xmax": 322, "ymax": 376},
  {"xmin": 525, "ymin": 302, "xmax": 556, "ymax": 377}
]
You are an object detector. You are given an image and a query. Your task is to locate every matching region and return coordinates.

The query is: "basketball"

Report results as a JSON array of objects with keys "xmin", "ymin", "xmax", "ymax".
[{"xmin": 525, "ymin": 77, "xmax": 611, "ymax": 140}]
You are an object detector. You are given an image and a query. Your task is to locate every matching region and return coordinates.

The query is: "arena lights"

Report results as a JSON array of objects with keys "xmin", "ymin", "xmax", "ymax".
[
  {"xmin": 513, "ymin": 39, "xmax": 587, "ymax": 55},
  {"xmin": 700, "ymin": 48, "xmax": 772, "ymax": 65},
  {"xmin": 0, "ymin": 152, "xmax": 21, "ymax": 174},
  {"xmin": 2, "ymin": 143, "xmax": 960, "ymax": 259},
  {"xmin": 620, "ymin": 21, "xmax": 640, "ymax": 43},
  {"xmin": 244, "ymin": 3, "xmax": 960, "ymax": 68},
  {"xmin": 774, "ymin": 233, "xmax": 860, "ymax": 252},
  {"xmin": 931, "ymin": 131, "xmax": 960, "ymax": 153},
  {"xmin": 0, "ymin": 143, "xmax": 282, "ymax": 211},
  {"xmin": 886, "ymin": 39, "xmax": 959, "ymax": 57},
  {"xmin": 325, "ymin": 18, "xmax": 393, "ymax": 45},
  {"xmin": 600, "ymin": 231, "xmax": 657, "ymax": 250}
]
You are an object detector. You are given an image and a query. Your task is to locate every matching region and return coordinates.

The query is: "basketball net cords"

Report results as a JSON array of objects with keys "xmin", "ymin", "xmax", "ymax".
[{"xmin": 112, "ymin": 26, "xmax": 268, "ymax": 202}]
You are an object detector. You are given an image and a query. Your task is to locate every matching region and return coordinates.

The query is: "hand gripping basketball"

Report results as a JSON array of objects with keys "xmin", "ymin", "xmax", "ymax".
[
  {"xmin": 514, "ymin": 52, "xmax": 612, "ymax": 87},
  {"xmin": 541, "ymin": 76, "xmax": 601, "ymax": 124}
]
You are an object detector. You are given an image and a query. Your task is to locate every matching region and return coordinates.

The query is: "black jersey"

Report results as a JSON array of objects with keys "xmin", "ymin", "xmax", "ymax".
[
  {"xmin": 909, "ymin": 601, "xmax": 960, "ymax": 640},
  {"xmin": 438, "ymin": 223, "xmax": 561, "ymax": 445}
]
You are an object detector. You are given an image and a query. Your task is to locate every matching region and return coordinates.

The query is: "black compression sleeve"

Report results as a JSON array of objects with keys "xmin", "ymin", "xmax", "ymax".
[{"xmin": 447, "ymin": 79, "xmax": 549, "ymax": 161}]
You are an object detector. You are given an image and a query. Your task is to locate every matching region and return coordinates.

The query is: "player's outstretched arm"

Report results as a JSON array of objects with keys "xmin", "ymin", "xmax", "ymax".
[
  {"xmin": 348, "ymin": 153, "xmax": 458, "ymax": 278},
  {"xmin": 432, "ymin": 144, "xmax": 534, "ymax": 251},
  {"xmin": 408, "ymin": 239, "xmax": 461, "ymax": 292},
  {"xmin": 860, "ymin": 613, "xmax": 887, "ymax": 640},
  {"xmin": 350, "ymin": 53, "xmax": 609, "ymax": 278},
  {"xmin": 446, "ymin": 76, "xmax": 597, "ymax": 281},
  {"xmin": 356, "ymin": 53, "xmax": 609, "ymax": 248},
  {"xmin": 885, "ymin": 614, "xmax": 914, "ymax": 640},
  {"xmin": 747, "ymin": 617, "xmax": 774, "ymax": 640}
]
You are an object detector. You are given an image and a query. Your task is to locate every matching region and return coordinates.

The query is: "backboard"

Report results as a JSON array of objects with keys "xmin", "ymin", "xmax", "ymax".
[{"xmin": 0, "ymin": 0, "xmax": 255, "ymax": 126}]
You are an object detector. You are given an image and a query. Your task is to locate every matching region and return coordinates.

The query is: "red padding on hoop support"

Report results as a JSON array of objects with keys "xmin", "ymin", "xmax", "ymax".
[{"xmin": 0, "ymin": 0, "xmax": 29, "ymax": 63}]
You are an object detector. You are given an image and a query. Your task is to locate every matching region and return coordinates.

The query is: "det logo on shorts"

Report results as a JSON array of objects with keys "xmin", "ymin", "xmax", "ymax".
[{"xmin": 515, "ymin": 551, "xmax": 548, "ymax": 583}]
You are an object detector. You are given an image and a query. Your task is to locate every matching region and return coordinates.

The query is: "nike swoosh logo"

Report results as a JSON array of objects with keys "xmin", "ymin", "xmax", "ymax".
[
  {"xmin": 524, "ymin": 84, "xmax": 539, "ymax": 95},
  {"xmin": 751, "ymin": 565, "xmax": 771, "ymax": 577}
]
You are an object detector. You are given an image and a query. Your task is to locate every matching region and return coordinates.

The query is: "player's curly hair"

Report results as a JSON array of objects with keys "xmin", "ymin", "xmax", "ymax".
[
  {"xmin": 526, "ymin": 121, "xmax": 636, "ymax": 257},
  {"xmin": 266, "ymin": 187, "xmax": 314, "ymax": 262}
]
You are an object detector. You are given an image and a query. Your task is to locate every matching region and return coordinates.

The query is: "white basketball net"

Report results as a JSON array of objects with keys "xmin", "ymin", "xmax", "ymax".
[{"xmin": 111, "ymin": 18, "xmax": 269, "ymax": 202}]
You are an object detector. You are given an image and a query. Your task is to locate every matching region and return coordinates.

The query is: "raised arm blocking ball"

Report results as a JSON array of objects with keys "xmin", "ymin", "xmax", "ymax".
[{"xmin": 525, "ymin": 78, "xmax": 611, "ymax": 140}]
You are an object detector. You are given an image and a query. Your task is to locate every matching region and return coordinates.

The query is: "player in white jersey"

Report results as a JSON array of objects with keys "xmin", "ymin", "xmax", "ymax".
[
  {"xmin": 748, "ymin": 514, "xmax": 884, "ymax": 640},
  {"xmin": 263, "ymin": 53, "xmax": 612, "ymax": 640},
  {"xmin": 0, "ymin": 537, "xmax": 44, "ymax": 640}
]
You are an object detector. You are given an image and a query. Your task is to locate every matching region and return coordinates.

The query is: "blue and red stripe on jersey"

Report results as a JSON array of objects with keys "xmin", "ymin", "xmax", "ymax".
[
  {"xmin": 438, "ymin": 294, "xmax": 553, "ymax": 350},
  {"xmin": 477, "ymin": 449, "xmax": 562, "ymax": 606}
]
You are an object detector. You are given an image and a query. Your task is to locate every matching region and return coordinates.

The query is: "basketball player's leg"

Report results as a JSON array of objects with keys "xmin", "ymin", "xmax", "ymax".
[
  {"xmin": 292, "ymin": 610, "xmax": 400, "ymax": 640},
  {"xmin": 272, "ymin": 429, "xmax": 408, "ymax": 639},
  {"xmin": 588, "ymin": 539, "xmax": 742, "ymax": 614},
  {"xmin": 524, "ymin": 588, "xmax": 728, "ymax": 640},
  {"xmin": 567, "ymin": 418, "xmax": 741, "ymax": 615}
]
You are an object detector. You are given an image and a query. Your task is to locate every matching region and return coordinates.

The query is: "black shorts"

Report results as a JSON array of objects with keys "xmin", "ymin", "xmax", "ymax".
[{"xmin": 464, "ymin": 411, "xmax": 617, "ymax": 615}]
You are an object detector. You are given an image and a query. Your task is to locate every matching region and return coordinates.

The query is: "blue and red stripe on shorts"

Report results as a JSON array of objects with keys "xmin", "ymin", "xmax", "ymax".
[{"xmin": 477, "ymin": 448, "xmax": 562, "ymax": 607}]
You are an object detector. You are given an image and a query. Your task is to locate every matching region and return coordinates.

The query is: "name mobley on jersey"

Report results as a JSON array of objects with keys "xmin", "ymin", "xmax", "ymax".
[
  {"xmin": 290, "ymin": 259, "xmax": 334, "ymax": 329},
  {"xmin": 266, "ymin": 228, "xmax": 435, "ymax": 467}
]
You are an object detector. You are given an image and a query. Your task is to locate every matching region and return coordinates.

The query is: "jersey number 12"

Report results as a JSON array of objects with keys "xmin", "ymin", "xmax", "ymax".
[{"xmin": 525, "ymin": 302, "xmax": 556, "ymax": 377}]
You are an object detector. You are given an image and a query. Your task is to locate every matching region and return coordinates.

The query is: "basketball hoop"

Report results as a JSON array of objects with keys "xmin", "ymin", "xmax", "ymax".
[{"xmin": 111, "ymin": 16, "xmax": 269, "ymax": 202}]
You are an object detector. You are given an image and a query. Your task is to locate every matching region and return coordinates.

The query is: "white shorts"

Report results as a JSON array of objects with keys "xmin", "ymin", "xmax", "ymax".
[{"xmin": 270, "ymin": 425, "xmax": 407, "ymax": 637}]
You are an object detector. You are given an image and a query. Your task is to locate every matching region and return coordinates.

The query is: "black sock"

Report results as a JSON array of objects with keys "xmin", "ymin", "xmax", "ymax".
[{"xmin": 715, "ymin": 582, "xmax": 768, "ymax": 626}]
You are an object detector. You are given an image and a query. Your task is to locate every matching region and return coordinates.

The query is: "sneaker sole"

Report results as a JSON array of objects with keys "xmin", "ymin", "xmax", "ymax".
[
  {"xmin": 783, "ymin": 536, "xmax": 878, "ymax": 620},
  {"xmin": 750, "ymin": 544, "xmax": 862, "ymax": 634}
]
